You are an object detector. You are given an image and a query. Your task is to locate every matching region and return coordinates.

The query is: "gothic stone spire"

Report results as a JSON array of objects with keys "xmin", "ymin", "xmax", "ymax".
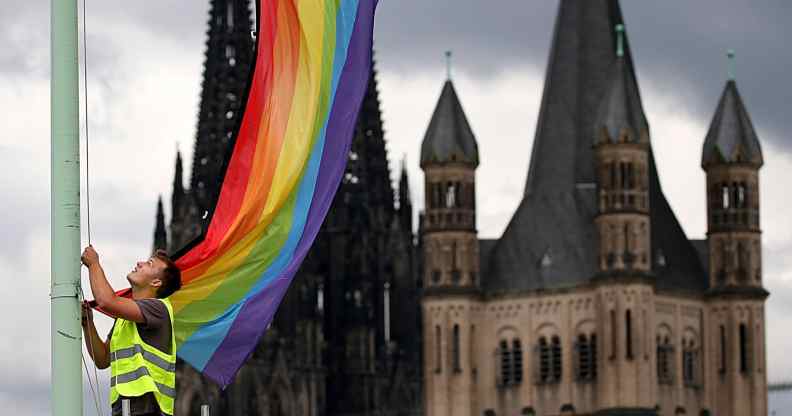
[
  {"xmin": 190, "ymin": 0, "xmax": 255, "ymax": 218},
  {"xmin": 154, "ymin": 195, "xmax": 167, "ymax": 252}
]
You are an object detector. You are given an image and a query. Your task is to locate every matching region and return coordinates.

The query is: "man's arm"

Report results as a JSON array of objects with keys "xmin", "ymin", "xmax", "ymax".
[
  {"xmin": 82, "ymin": 246, "xmax": 145, "ymax": 323},
  {"xmin": 81, "ymin": 302, "xmax": 110, "ymax": 369}
]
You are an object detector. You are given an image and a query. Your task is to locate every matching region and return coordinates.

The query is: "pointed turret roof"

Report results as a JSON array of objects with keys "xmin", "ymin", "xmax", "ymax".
[
  {"xmin": 702, "ymin": 80, "xmax": 763, "ymax": 168},
  {"xmin": 484, "ymin": 0, "xmax": 706, "ymax": 294},
  {"xmin": 594, "ymin": 39, "xmax": 649, "ymax": 144},
  {"xmin": 420, "ymin": 80, "xmax": 479, "ymax": 167}
]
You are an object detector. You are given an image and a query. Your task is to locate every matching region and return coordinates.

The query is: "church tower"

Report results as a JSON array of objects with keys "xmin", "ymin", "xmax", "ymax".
[
  {"xmin": 592, "ymin": 23, "xmax": 655, "ymax": 411},
  {"xmin": 702, "ymin": 51, "xmax": 767, "ymax": 416},
  {"xmin": 594, "ymin": 24, "xmax": 651, "ymax": 275},
  {"xmin": 420, "ymin": 62, "xmax": 480, "ymax": 416}
]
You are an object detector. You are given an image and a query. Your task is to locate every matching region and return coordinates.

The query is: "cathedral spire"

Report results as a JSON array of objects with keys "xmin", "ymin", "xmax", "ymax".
[
  {"xmin": 153, "ymin": 195, "xmax": 167, "ymax": 252},
  {"xmin": 190, "ymin": 0, "xmax": 255, "ymax": 218},
  {"xmin": 398, "ymin": 158, "xmax": 412, "ymax": 232},
  {"xmin": 171, "ymin": 150, "xmax": 185, "ymax": 223}
]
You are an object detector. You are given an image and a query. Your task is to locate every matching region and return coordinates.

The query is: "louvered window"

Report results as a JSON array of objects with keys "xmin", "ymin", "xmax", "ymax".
[
  {"xmin": 499, "ymin": 340, "xmax": 512, "ymax": 386},
  {"xmin": 512, "ymin": 339, "xmax": 523, "ymax": 384},
  {"xmin": 551, "ymin": 336, "xmax": 562, "ymax": 382},
  {"xmin": 575, "ymin": 333, "xmax": 597, "ymax": 382},
  {"xmin": 538, "ymin": 337, "xmax": 550, "ymax": 383}
]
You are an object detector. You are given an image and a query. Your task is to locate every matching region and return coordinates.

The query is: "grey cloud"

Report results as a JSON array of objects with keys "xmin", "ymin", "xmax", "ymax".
[
  {"xmin": 6, "ymin": 0, "xmax": 786, "ymax": 151},
  {"xmin": 373, "ymin": 0, "xmax": 791, "ymax": 153}
]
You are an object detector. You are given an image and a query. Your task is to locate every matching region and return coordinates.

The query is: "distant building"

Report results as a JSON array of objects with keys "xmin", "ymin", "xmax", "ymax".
[{"xmin": 420, "ymin": 1, "xmax": 768, "ymax": 416}]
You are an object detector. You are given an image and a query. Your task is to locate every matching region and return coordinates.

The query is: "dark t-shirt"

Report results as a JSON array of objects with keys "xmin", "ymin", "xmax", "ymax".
[{"xmin": 107, "ymin": 299, "xmax": 172, "ymax": 416}]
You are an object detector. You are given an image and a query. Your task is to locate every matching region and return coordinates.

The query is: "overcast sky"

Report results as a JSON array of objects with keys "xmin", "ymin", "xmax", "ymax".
[{"xmin": 1, "ymin": 1, "xmax": 790, "ymax": 414}]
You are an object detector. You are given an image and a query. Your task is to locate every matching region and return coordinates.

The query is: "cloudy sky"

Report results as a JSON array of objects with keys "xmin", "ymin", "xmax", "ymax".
[{"xmin": 1, "ymin": 0, "xmax": 790, "ymax": 414}]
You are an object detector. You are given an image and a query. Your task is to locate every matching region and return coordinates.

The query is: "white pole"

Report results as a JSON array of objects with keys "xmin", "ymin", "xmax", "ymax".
[
  {"xmin": 201, "ymin": 404, "xmax": 210, "ymax": 416},
  {"xmin": 121, "ymin": 399, "xmax": 130, "ymax": 416}
]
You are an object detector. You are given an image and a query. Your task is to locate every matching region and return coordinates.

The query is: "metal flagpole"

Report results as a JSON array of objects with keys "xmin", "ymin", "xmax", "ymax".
[{"xmin": 51, "ymin": 0, "xmax": 83, "ymax": 414}]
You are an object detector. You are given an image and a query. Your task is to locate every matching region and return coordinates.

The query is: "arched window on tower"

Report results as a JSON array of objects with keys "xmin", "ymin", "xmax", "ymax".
[
  {"xmin": 452, "ymin": 325, "xmax": 461, "ymax": 372},
  {"xmin": 739, "ymin": 323, "xmax": 750, "ymax": 373},
  {"xmin": 737, "ymin": 183, "xmax": 746, "ymax": 208},
  {"xmin": 610, "ymin": 309, "xmax": 617, "ymax": 359},
  {"xmin": 719, "ymin": 325, "xmax": 727, "ymax": 374},
  {"xmin": 435, "ymin": 325, "xmax": 442, "ymax": 373},
  {"xmin": 626, "ymin": 310, "xmax": 633, "ymax": 359},
  {"xmin": 722, "ymin": 185, "xmax": 730, "ymax": 209},
  {"xmin": 445, "ymin": 182, "xmax": 456, "ymax": 208}
]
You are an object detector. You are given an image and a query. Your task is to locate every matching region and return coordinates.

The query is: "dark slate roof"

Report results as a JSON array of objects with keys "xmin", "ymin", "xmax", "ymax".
[
  {"xmin": 478, "ymin": 239, "xmax": 498, "ymax": 277},
  {"xmin": 483, "ymin": 0, "xmax": 707, "ymax": 294},
  {"xmin": 702, "ymin": 80, "xmax": 763, "ymax": 167},
  {"xmin": 690, "ymin": 239, "xmax": 709, "ymax": 279},
  {"xmin": 595, "ymin": 58, "xmax": 649, "ymax": 143},
  {"xmin": 420, "ymin": 80, "xmax": 479, "ymax": 167}
]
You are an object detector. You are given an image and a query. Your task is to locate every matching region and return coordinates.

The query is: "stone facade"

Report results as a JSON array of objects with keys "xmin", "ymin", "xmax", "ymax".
[{"xmin": 419, "ymin": 1, "xmax": 768, "ymax": 416}]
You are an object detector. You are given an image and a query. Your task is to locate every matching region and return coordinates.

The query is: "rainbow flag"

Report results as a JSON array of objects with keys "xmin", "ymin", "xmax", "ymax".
[{"xmin": 169, "ymin": 0, "xmax": 378, "ymax": 387}]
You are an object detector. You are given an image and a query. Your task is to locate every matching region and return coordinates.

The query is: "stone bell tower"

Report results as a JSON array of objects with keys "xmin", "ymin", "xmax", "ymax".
[
  {"xmin": 420, "ymin": 54, "xmax": 480, "ymax": 416},
  {"xmin": 702, "ymin": 51, "xmax": 767, "ymax": 416},
  {"xmin": 593, "ymin": 24, "xmax": 651, "ymax": 276},
  {"xmin": 592, "ymin": 24, "xmax": 655, "ymax": 411}
]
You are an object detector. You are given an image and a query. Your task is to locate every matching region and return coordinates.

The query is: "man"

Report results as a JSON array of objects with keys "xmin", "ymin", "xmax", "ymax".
[{"xmin": 81, "ymin": 245, "xmax": 182, "ymax": 416}]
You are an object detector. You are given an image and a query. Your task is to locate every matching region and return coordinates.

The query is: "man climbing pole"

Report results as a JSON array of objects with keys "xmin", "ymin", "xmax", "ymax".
[{"xmin": 80, "ymin": 246, "xmax": 182, "ymax": 416}]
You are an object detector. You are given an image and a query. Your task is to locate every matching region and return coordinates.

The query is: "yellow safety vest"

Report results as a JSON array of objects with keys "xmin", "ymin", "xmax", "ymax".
[{"xmin": 109, "ymin": 298, "xmax": 176, "ymax": 415}]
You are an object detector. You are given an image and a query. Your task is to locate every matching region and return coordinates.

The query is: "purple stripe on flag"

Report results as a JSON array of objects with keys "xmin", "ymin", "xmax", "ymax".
[{"xmin": 202, "ymin": 0, "xmax": 378, "ymax": 388}]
